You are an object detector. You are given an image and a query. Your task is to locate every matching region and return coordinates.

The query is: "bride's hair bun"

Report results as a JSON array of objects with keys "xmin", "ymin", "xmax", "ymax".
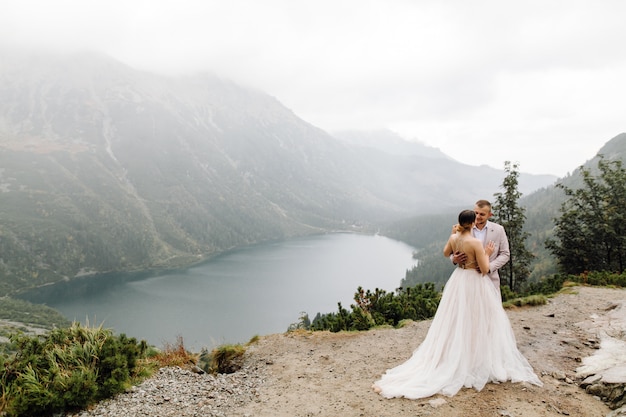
[{"xmin": 458, "ymin": 209, "xmax": 476, "ymax": 231}]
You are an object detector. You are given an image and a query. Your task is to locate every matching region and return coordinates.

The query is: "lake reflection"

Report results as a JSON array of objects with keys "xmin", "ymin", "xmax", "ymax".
[{"xmin": 39, "ymin": 233, "xmax": 416, "ymax": 350}]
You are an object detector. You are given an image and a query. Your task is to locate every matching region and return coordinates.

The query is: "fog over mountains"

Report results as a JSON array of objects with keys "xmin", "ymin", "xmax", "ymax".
[{"xmin": 0, "ymin": 50, "xmax": 559, "ymax": 292}]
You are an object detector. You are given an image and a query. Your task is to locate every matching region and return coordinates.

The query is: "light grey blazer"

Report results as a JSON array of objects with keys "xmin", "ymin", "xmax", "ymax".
[{"xmin": 476, "ymin": 221, "xmax": 510, "ymax": 288}]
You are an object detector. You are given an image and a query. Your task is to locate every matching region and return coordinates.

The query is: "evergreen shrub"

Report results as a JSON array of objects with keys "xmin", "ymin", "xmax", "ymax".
[
  {"xmin": 0, "ymin": 322, "xmax": 147, "ymax": 417},
  {"xmin": 309, "ymin": 283, "xmax": 441, "ymax": 332}
]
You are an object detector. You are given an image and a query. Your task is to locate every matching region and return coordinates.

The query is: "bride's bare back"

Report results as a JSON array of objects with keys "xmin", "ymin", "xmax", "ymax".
[{"xmin": 444, "ymin": 231, "xmax": 491, "ymax": 275}]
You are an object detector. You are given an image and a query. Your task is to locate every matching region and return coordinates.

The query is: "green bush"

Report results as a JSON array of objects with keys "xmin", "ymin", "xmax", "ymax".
[
  {"xmin": 580, "ymin": 271, "xmax": 626, "ymax": 287},
  {"xmin": 522, "ymin": 271, "xmax": 626, "ymax": 294},
  {"xmin": 0, "ymin": 322, "xmax": 147, "ymax": 417},
  {"xmin": 308, "ymin": 283, "xmax": 441, "ymax": 333},
  {"xmin": 521, "ymin": 274, "xmax": 569, "ymax": 296},
  {"xmin": 500, "ymin": 285, "xmax": 517, "ymax": 302}
]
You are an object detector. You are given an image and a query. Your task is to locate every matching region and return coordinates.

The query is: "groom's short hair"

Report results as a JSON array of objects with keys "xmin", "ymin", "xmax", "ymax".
[{"xmin": 475, "ymin": 199, "xmax": 492, "ymax": 210}]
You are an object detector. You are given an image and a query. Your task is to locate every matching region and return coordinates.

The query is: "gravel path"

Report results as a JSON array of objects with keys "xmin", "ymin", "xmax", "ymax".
[{"xmin": 68, "ymin": 365, "xmax": 266, "ymax": 417}]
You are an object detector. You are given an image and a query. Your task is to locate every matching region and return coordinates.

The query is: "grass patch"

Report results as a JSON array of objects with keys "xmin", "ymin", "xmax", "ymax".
[
  {"xmin": 149, "ymin": 335, "xmax": 196, "ymax": 369},
  {"xmin": 396, "ymin": 319, "xmax": 414, "ymax": 328},
  {"xmin": 199, "ymin": 344, "xmax": 246, "ymax": 374},
  {"xmin": 503, "ymin": 294, "xmax": 548, "ymax": 309}
]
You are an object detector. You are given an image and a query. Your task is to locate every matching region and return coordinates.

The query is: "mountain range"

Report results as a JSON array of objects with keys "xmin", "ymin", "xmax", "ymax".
[{"xmin": 0, "ymin": 49, "xmax": 600, "ymax": 295}]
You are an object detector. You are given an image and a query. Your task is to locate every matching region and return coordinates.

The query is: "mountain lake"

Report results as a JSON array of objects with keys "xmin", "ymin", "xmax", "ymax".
[{"xmin": 24, "ymin": 233, "xmax": 417, "ymax": 351}]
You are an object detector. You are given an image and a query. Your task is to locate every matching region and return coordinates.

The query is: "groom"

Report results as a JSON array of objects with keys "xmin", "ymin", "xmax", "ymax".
[{"xmin": 452, "ymin": 199, "xmax": 510, "ymax": 289}]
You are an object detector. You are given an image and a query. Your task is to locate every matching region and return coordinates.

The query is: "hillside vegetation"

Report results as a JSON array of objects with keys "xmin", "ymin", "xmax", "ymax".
[
  {"xmin": 0, "ymin": 50, "xmax": 555, "ymax": 295},
  {"xmin": 391, "ymin": 133, "xmax": 626, "ymax": 290}
]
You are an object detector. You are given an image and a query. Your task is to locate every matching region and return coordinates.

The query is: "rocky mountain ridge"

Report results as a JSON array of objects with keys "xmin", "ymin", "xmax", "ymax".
[{"xmin": 0, "ymin": 49, "xmax": 555, "ymax": 293}]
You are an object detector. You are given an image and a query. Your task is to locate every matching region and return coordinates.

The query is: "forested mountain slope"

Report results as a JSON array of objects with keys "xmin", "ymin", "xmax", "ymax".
[
  {"xmin": 392, "ymin": 133, "xmax": 626, "ymax": 288},
  {"xmin": 0, "ymin": 50, "xmax": 555, "ymax": 294}
]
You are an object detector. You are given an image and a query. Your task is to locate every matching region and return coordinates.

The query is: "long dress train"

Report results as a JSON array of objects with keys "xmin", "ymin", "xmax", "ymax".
[{"xmin": 373, "ymin": 267, "xmax": 542, "ymax": 399}]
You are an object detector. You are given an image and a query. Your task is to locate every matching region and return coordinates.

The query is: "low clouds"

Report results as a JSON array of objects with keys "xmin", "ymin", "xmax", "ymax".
[{"xmin": 2, "ymin": 0, "xmax": 625, "ymax": 176}]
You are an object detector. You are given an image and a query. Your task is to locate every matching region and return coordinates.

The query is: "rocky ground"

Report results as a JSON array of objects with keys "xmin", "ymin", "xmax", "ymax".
[{"xmin": 69, "ymin": 285, "xmax": 626, "ymax": 417}]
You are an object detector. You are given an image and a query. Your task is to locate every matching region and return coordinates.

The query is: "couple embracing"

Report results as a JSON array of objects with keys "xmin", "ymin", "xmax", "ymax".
[{"xmin": 372, "ymin": 200, "xmax": 542, "ymax": 399}]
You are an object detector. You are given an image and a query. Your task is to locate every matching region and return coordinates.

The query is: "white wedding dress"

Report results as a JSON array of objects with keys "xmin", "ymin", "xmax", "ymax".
[{"xmin": 373, "ymin": 266, "xmax": 543, "ymax": 399}]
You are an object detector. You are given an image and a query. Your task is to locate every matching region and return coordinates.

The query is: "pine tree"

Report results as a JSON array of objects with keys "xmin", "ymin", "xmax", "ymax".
[
  {"xmin": 546, "ymin": 157, "xmax": 626, "ymax": 274},
  {"xmin": 493, "ymin": 161, "xmax": 534, "ymax": 292}
]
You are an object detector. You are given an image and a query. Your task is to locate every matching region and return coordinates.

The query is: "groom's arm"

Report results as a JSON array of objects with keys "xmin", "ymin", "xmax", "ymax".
[{"xmin": 489, "ymin": 226, "xmax": 510, "ymax": 273}]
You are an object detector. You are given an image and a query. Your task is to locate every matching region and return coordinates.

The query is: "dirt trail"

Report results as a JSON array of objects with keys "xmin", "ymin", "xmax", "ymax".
[{"xmin": 234, "ymin": 286, "xmax": 625, "ymax": 417}]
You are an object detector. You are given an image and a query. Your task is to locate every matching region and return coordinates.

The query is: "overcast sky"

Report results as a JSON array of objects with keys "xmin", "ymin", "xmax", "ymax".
[{"xmin": 2, "ymin": 0, "xmax": 625, "ymax": 177}]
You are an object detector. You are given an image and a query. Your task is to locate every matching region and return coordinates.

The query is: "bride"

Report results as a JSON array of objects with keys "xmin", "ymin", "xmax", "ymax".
[{"xmin": 372, "ymin": 209, "xmax": 542, "ymax": 399}]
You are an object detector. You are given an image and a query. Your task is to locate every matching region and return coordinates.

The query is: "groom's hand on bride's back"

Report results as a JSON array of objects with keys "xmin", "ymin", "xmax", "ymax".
[{"xmin": 453, "ymin": 251, "xmax": 467, "ymax": 265}]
